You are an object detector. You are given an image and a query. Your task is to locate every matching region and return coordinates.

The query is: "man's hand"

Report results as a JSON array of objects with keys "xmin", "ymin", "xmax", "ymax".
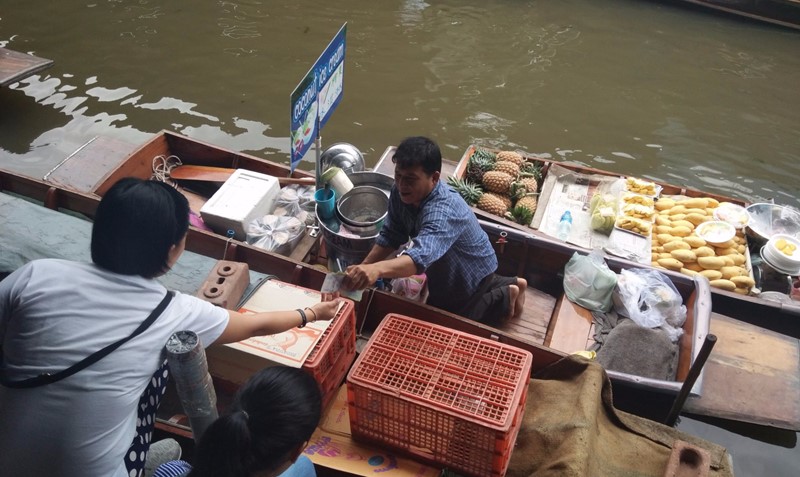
[{"xmin": 344, "ymin": 264, "xmax": 380, "ymax": 290}]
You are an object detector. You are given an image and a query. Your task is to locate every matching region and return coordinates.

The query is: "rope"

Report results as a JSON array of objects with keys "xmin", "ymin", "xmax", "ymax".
[{"xmin": 151, "ymin": 155, "xmax": 183, "ymax": 184}]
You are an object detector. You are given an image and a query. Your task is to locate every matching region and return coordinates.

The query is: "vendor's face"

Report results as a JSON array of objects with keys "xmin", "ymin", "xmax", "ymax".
[{"xmin": 395, "ymin": 165, "xmax": 439, "ymax": 207}]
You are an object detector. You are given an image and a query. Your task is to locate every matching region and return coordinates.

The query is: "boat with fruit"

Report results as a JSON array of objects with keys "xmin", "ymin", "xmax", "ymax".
[
  {"xmin": 435, "ymin": 144, "xmax": 800, "ymax": 338},
  {"xmin": 2, "ymin": 132, "xmax": 798, "ymax": 430}
]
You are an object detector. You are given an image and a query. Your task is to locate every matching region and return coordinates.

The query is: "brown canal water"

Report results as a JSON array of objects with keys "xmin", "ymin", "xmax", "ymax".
[{"xmin": 1, "ymin": 0, "xmax": 798, "ymax": 473}]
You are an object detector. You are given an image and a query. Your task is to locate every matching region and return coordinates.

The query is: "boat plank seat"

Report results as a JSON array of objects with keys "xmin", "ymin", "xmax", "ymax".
[
  {"xmin": 544, "ymin": 294, "xmax": 596, "ymax": 353},
  {"xmin": 499, "ymin": 286, "xmax": 554, "ymax": 343},
  {"xmin": 0, "ymin": 47, "xmax": 54, "ymax": 87},
  {"xmin": 43, "ymin": 136, "xmax": 138, "ymax": 193}
]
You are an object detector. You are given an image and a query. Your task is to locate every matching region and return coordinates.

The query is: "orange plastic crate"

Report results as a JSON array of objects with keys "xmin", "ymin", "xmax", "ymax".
[
  {"xmin": 346, "ymin": 314, "xmax": 532, "ymax": 477},
  {"xmin": 305, "ymin": 298, "xmax": 356, "ymax": 409}
]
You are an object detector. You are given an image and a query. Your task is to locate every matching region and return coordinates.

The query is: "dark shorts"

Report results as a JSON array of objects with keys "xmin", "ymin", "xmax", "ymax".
[{"xmin": 460, "ymin": 273, "xmax": 518, "ymax": 323}]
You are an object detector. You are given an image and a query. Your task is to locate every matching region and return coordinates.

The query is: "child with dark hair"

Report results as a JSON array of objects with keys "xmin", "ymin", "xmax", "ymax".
[
  {"xmin": 0, "ymin": 177, "xmax": 341, "ymax": 477},
  {"xmin": 154, "ymin": 366, "xmax": 322, "ymax": 477}
]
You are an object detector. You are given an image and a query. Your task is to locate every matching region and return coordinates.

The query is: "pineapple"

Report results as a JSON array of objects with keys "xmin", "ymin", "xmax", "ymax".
[
  {"xmin": 482, "ymin": 170, "xmax": 513, "ymax": 195},
  {"xmin": 446, "ymin": 176, "xmax": 482, "ymax": 206},
  {"xmin": 447, "ymin": 176, "xmax": 510, "ymax": 217},
  {"xmin": 506, "ymin": 205, "xmax": 534, "ymax": 226},
  {"xmin": 478, "ymin": 192, "xmax": 510, "ymax": 216},
  {"xmin": 518, "ymin": 176, "xmax": 539, "ymax": 194},
  {"xmin": 516, "ymin": 194, "xmax": 539, "ymax": 216},
  {"xmin": 496, "ymin": 151, "xmax": 524, "ymax": 166},
  {"xmin": 520, "ymin": 161, "xmax": 543, "ymax": 183},
  {"xmin": 492, "ymin": 161, "xmax": 520, "ymax": 178},
  {"xmin": 466, "ymin": 148, "xmax": 497, "ymax": 183}
]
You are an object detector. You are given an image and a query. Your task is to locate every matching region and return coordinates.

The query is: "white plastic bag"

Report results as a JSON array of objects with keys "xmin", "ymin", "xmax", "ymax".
[
  {"xmin": 246, "ymin": 215, "xmax": 305, "ymax": 255},
  {"xmin": 613, "ymin": 268, "xmax": 687, "ymax": 338},
  {"xmin": 563, "ymin": 249, "xmax": 618, "ymax": 312},
  {"xmin": 273, "ymin": 185, "xmax": 316, "ymax": 225}
]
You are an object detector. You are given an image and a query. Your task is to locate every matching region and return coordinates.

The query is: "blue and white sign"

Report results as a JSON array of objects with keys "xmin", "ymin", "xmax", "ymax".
[{"xmin": 290, "ymin": 23, "xmax": 347, "ymax": 171}]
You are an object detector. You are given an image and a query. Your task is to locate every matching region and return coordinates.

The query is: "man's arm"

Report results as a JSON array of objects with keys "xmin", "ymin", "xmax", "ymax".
[
  {"xmin": 344, "ymin": 254, "xmax": 418, "ymax": 290},
  {"xmin": 361, "ymin": 243, "xmax": 397, "ymax": 265},
  {"xmin": 212, "ymin": 299, "xmax": 342, "ymax": 344}
]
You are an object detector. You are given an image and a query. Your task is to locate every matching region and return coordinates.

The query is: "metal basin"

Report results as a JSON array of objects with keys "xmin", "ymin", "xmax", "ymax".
[
  {"xmin": 349, "ymin": 171, "xmax": 394, "ymax": 197},
  {"xmin": 336, "ymin": 186, "xmax": 388, "ymax": 236}
]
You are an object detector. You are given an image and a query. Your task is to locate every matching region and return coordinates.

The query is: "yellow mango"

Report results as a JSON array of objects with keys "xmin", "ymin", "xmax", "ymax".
[
  {"xmin": 720, "ymin": 266, "xmax": 745, "ymax": 280},
  {"xmin": 715, "ymin": 247, "xmax": 739, "ymax": 256},
  {"xmin": 731, "ymin": 276, "xmax": 756, "ymax": 289},
  {"xmin": 671, "ymin": 249, "xmax": 697, "ymax": 263},
  {"xmin": 668, "ymin": 205, "xmax": 687, "ymax": 216},
  {"xmin": 664, "ymin": 240, "xmax": 691, "ymax": 252},
  {"xmin": 679, "ymin": 198, "xmax": 709, "ymax": 209},
  {"xmin": 681, "ymin": 268, "xmax": 699, "ymax": 277},
  {"xmin": 698, "ymin": 256, "xmax": 725, "ymax": 270},
  {"xmin": 655, "ymin": 225, "xmax": 672, "ymax": 235},
  {"xmin": 655, "ymin": 215, "xmax": 671, "ymax": 226},
  {"xmin": 655, "ymin": 198, "xmax": 675, "ymax": 211},
  {"xmin": 685, "ymin": 262, "xmax": 705, "ymax": 272},
  {"xmin": 709, "ymin": 279, "xmax": 736, "ymax": 291},
  {"xmin": 658, "ymin": 258, "xmax": 684, "ymax": 271},
  {"xmin": 699, "ymin": 269, "xmax": 723, "ymax": 280},
  {"xmin": 733, "ymin": 287, "xmax": 750, "ymax": 295},
  {"xmin": 694, "ymin": 246, "xmax": 716, "ymax": 258},
  {"xmin": 684, "ymin": 236, "xmax": 706, "ymax": 248},
  {"xmin": 670, "ymin": 226, "xmax": 692, "ymax": 237},
  {"xmin": 685, "ymin": 213, "xmax": 708, "ymax": 226},
  {"xmin": 707, "ymin": 198, "xmax": 720, "ymax": 208},
  {"xmin": 671, "ymin": 220, "xmax": 695, "ymax": 230}
]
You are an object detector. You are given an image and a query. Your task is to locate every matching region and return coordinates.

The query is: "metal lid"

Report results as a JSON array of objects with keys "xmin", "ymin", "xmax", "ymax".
[{"xmin": 320, "ymin": 143, "xmax": 365, "ymax": 175}]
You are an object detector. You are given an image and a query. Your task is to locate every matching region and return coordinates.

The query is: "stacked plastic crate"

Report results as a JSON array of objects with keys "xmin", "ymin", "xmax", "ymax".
[{"xmin": 346, "ymin": 314, "xmax": 532, "ymax": 477}]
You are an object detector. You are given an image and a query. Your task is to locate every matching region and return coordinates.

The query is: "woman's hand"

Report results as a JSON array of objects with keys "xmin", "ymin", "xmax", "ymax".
[{"xmin": 310, "ymin": 298, "xmax": 343, "ymax": 322}]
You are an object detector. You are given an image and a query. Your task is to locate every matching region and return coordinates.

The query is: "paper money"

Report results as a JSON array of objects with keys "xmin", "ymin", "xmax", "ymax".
[{"xmin": 321, "ymin": 272, "xmax": 363, "ymax": 301}]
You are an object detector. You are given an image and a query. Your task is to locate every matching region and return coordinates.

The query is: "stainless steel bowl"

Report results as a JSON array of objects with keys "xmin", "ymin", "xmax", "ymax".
[
  {"xmin": 336, "ymin": 186, "xmax": 388, "ymax": 236},
  {"xmin": 348, "ymin": 171, "xmax": 394, "ymax": 197},
  {"xmin": 744, "ymin": 203, "xmax": 800, "ymax": 247},
  {"xmin": 320, "ymin": 143, "xmax": 365, "ymax": 175}
]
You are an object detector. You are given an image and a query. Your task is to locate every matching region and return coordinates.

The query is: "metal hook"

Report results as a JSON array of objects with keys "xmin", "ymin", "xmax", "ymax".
[
  {"xmin": 496, "ymin": 231, "xmax": 508, "ymax": 254},
  {"xmin": 222, "ymin": 229, "xmax": 235, "ymax": 261}
]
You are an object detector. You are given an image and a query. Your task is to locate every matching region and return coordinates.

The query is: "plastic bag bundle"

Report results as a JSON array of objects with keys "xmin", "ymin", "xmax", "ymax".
[
  {"xmin": 246, "ymin": 214, "xmax": 305, "ymax": 255},
  {"xmin": 589, "ymin": 193, "xmax": 617, "ymax": 234},
  {"xmin": 612, "ymin": 268, "xmax": 686, "ymax": 341},
  {"xmin": 563, "ymin": 249, "xmax": 618, "ymax": 312},
  {"xmin": 273, "ymin": 184, "xmax": 316, "ymax": 225}
]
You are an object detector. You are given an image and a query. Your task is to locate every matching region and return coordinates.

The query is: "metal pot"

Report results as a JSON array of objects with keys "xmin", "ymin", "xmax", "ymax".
[
  {"xmin": 336, "ymin": 186, "xmax": 388, "ymax": 236},
  {"xmin": 348, "ymin": 171, "xmax": 394, "ymax": 197},
  {"xmin": 320, "ymin": 143, "xmax": 365, "ymax": 175}
]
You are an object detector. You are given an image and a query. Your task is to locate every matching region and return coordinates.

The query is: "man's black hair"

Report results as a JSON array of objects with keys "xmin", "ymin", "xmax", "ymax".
[{"xmin": 392, "ymin": 136, "xmax": 442, "ymax": 176}]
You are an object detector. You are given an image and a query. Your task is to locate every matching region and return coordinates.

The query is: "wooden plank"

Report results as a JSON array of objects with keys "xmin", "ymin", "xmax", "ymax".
[
  {"xmin": 545, "ymin": 294, "xmax": 594, "ymax": 353},
  {"xmin": 498, "ymin": 286, "xmax": 553, "ymax": 342},
  {"xmin": 684, "ymin": 312, "xmax": 800, "ymax": 430},
  {"xmin": 43, "ymin": 136, "xmax": 137, "ymax": 193},
  {"xmin": 0, "ymin": 47, "xmax": 53, "ymax": 87}
]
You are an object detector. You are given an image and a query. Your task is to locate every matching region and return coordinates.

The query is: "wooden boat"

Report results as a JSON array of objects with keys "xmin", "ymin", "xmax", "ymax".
[
  {"xmin": 436, "ymin": 144, "xmax": 800, "ymax": 340},
  {"xmin": 1, "ymin": 131, "xmax": 797, "ymax": 431},
  {"xmin": 0, "ymin": 47, "xmax": 53, "ymax": 88},
  {"xmin": 672, "ymin": 0, "xmax": 800, "ymax": 30}
]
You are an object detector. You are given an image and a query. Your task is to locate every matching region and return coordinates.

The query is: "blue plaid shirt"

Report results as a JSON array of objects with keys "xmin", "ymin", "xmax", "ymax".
[{"xmin": 376, "ymin": 180, "xmax": 497, "ymax": 313}]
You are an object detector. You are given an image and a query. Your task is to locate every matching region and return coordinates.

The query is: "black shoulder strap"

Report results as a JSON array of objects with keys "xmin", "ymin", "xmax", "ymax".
[{"xmin": 1, "ymin": 290, "xmax": 174, "ymax": 389}]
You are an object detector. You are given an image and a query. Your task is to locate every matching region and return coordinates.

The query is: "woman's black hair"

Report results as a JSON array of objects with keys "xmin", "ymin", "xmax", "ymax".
[
  {"xmin": 189, "ymin": 367, "xmax": 322, "ymax": 477},
  {"xmin": 392, "ymin": 136, "xmax": 442, "ymax": 176},
  {"xmin": 91, "ymin": 177, "xmax": 189, "ymax": 278}
]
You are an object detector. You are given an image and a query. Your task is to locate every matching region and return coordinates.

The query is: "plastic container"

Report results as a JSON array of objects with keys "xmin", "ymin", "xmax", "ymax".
[
  {"xmin": 694, "ymin": 220, "xmax": 735, "ymax": 245},
  {"xmin": 761, "ymin": 234, "xmax": 800, "ymax": 275},
  {"xmin": 347, "ymin": 314, "xmax": 532, "ymax": 477},
  {"xmin": 199, "ymin": 169, "xmax": 280, "ymax": 240},
  {"xmin": 713, "ymin": 202, "xmax": 750, "ymax": 230}
]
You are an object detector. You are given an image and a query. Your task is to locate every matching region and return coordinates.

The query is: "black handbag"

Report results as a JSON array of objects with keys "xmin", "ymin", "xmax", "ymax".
[{"xmin": 0, "ymin": 290, "xmax": 174, "ymax": 389}]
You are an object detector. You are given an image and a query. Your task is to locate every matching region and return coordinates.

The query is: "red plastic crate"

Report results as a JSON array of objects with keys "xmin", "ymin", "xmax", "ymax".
[
  {"xmin": 346, "ymin": 314, "xmax": 532, "ymax": 477},
  {"xmin": 305, "ymin": 298, "xmax": 356, "ymax": 409}
]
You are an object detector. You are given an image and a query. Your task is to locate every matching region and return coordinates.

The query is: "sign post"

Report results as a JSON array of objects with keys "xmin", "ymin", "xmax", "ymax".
[{"xmin": 290, "ymin": 23, "xmax": 347, "ymax": 187}]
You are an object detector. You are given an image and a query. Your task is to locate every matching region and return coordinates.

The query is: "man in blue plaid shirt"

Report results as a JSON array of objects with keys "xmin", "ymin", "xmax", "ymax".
[{"xmin": 343, "ymin": 136, "xmax": 527, "ymax": 322}]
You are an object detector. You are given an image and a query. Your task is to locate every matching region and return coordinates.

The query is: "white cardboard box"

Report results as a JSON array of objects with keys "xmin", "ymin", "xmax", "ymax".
[{"xmin": 200, "ymin": 169, "xmax": 280, "ymax": 239}]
